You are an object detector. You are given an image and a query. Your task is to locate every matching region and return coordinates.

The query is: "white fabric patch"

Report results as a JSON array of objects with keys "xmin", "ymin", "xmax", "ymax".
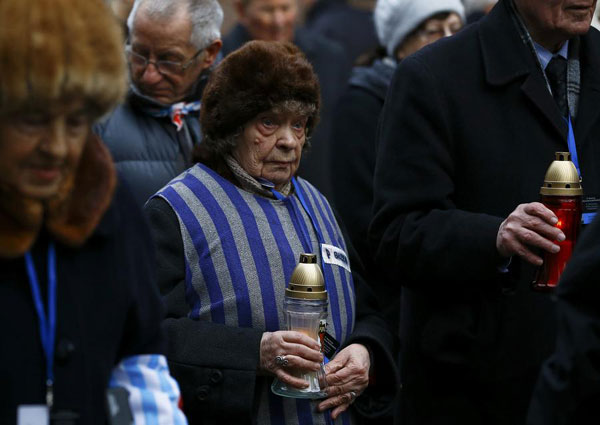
[
  {"xmin": 109, "ymin": 354, "xmax": 187, "ymax": 425},
  {"xmin": 321, "ymin": 244, "xmax": 351, "ymax": 272},
  {"xmin": 18, "ymin": 405, "xmax": 49, "ymax": 425}
]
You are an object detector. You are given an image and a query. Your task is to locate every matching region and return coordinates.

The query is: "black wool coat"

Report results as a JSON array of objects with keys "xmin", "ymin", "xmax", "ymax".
[
  {"xmin": 0, "ymin": 183, "xmax": 165, "ymax": 424},
  {"xmin": 330, "ymin": 59, "xmax": 395, "ymax": 266},
  {"xmin": 528, "ymin": 215, "xmax": 600, "ymax": 425},
  {"xmin": 329, "ymin": 59, "xmax": 397, "ymax": 329},
  {"xmin": 369, "ymin": 0, "xmax": 600, "ymax": 423}
]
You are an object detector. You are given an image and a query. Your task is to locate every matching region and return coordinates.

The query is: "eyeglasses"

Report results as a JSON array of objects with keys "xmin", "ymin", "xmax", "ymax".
[{"xmin": 125, "ymin": 45, "xmax": 204, "ymax": 76}]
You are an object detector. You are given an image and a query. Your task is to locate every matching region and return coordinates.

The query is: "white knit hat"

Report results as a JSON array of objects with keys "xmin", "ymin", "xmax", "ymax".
[{"xmin": 374, "ymin": 0, "xmax": 465, "ymax": 57}]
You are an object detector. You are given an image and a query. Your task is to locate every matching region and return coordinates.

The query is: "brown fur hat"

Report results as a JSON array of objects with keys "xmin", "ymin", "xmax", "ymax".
[
  {"xmin": 200, "ymin": 40, "xmax": 321, "ymax": 146},
  {"xmin": 0, "ymin": 0, "xmax": 126, "ymax": 118},
  {"xmin": 0, "ymin": 0, "xmax": 125, "ymax": 257}
]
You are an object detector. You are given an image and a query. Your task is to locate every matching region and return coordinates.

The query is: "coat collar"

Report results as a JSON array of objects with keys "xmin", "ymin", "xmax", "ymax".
[
  {"xmin": 480, "ymin": 1, "xmax": 600, "ymax": 144},
  {"xmin": 479, "ymin": 0, "xmax": 567, "ymax": 139},
  {"xmin": 0, "ymin": 134, "xmax": 116, "ymax": 258},
  {"xmin": 479, "ymin": 1, "xmax": 533, "ymax": 87}
]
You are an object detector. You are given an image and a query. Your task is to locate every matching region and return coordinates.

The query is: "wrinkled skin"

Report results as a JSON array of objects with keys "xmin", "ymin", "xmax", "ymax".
[
  {"xmin": 234, "ymin": 109, "xmax": 307, "ymax": 191},
  {"xmin": 514, "ymin": 0, "xmax": 597, "ymax": 51},
  {"xmin": 317, "ymin": 344, "xmax": 370, "ymax": 420},
  {"xmin": 259, "ymin": 330, "xmax": 323, "ymax": 389},
  {"xmin": 496, "ymin": 202, "xmax": 565, "ymax": 266}
]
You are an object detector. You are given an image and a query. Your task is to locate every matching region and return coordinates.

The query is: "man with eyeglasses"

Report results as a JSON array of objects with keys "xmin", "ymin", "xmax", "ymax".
[
  {"xmin": 370, "ymin": 0, "xmax": 600, "ymax": 424},
  {"xmin": 96, "ymin": 0, "xmax": 223, "ymax": 207}
]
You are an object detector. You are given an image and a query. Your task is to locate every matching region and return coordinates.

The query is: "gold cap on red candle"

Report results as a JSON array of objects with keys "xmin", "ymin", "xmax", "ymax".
[
  {"xmin": 286, "ymin": 254, "xmax": 327, "ymax": 300},
  {"xmin": 540, "ymin": 152, "xmax": 583, "ymax": 196}
]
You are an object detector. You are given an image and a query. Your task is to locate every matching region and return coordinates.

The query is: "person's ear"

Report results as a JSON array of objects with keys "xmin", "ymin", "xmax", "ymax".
[{"xmin": 201, "ymin": 39, "xmax": 223, "ymax": 69}]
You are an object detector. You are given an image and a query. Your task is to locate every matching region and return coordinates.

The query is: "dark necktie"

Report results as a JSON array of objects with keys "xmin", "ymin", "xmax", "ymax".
[{"xmin": 545, "ymin": 55, "xmax": 568, "ymax": 118}]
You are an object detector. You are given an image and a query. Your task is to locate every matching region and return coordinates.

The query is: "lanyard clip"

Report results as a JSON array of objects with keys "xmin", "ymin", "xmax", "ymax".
[{"xmin": 46, "ymin": 379, "xmax": 54, "ymax": 409}]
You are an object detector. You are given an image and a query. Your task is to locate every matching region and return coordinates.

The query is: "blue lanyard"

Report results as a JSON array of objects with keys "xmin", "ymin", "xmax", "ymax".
[
  {"xmin": 273, "ymin": 181, "xmax": 344, "ymax": 423},
  {"xmin": 271, "ymin": 179, "xmax": 330, "ymax": 288},
  {"xmin": 271, "ymin": 184, "xmax": 314, "ymax": 253},
  {"xmin": 565, "ymin": 116, "xmax": 597, "ymax": 224},
  {"xmin": 291, "ymin": 178, "xmax": 323, "ymax": 244},
  {"xmin": 289, "ymin": 179, "xmax": 337, "ymax": 298},
  {"xmin": 24, "ymin": 242, "xmax": 57, "ymax": 408},
  {"xmin": 567, "ymin": 115, "xmax": 580, "ymax": 177}
]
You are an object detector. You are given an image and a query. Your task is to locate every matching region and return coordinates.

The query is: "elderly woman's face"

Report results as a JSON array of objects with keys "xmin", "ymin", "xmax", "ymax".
[
  {"xmin": 0, "ymin": 101, "xmax": 90, "ymax": 200},
  {"xmin": 234, "ymin": 108, "xmax": 307, "ymax": 190}
]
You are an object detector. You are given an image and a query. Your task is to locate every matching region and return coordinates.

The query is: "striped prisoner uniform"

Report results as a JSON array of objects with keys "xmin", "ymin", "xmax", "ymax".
[{"xmin": 157, "ymin": 163, "xmax": 356, "ymax": 425}]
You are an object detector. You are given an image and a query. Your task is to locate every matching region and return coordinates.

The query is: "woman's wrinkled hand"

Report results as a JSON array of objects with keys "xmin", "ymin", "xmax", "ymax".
[
  {"xmin": 317, "ymin": 343, "xmax": 370, "ymax": 419},
  {"xmin": 259, "ymin": 331, "xmax": 323, "ymax": 389}
]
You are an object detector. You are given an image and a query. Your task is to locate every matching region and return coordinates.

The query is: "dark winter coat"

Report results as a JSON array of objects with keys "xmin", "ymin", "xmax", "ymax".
[
  {"xmin": 329, "ymin": 58, "xmax": 398, "ymax": 327},
  {"xmin": 369, "ymin": 0, "xmax": 600, "ymax": 423},
  {"xmin": 331, "ymin": 58, "xmax": 395, "ymax": 264},
  {"xmin": 222, "ymin": 25, "xmax": 351, "ymax": 200},
  {"xmin": 95, "ymin": 83, "xmax": 205, "ymax": 208},
  {"xmin": 0, "ymin": 182, "xmax": 165, "ymax": 424},
  {"xmin": 528, "ymin": 215, "xmax": 600, "ymax": 425}
]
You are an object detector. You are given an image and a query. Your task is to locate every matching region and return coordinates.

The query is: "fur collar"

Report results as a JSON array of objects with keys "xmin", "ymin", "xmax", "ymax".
[{"xmin": 0, "ymin": 134, "xmax": 116, "ymax": 258}]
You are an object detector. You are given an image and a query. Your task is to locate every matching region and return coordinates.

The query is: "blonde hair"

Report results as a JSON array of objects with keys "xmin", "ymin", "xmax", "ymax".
[{"xmin": 0, "ymin": 0, "xmax": 127, "ymax": 118}]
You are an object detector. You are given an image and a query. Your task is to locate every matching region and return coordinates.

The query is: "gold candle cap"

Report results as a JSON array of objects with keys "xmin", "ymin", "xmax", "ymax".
[
  {"xmin": 286, "ymin": 254, "xmax": 327, "ymax": 300},
  {"xmin": 540, "ymin": 152, "xmax": 583, "ymax": 196}
]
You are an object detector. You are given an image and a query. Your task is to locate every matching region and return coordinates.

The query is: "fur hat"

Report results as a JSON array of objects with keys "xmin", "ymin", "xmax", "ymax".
[
  {"xmin": 200, "ymin": 41, "xmax": 320, "ymax": 149},
  {"xmin": 374, "ymin": 0, "xmax": 465, "ymax": 57},
  {"xmin": 0, "ymin": 0, "xmax": 126, "ymax": 117},
  {"xmin": 0, "ymin": 0, "xmax": 125, "ymax": 257}
]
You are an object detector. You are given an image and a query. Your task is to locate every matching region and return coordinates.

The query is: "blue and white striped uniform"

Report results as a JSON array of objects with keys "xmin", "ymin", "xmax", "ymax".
[
  {"xmin": 109, "ymin": 354, "xmax": 187, "ymax": 425},
  {"xmin": 157, "ymin": 163, "xmax": 356, "ymax": 425}
]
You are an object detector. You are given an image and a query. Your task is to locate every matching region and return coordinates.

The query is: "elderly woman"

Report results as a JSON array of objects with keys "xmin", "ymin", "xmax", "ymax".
[
  {"xmin": 0, "ymin": 0, "xmax": 185, "ymax": 423},
  {"xmin": 145, "ymin": 40, "xmax": 397, "ymax": 424}
]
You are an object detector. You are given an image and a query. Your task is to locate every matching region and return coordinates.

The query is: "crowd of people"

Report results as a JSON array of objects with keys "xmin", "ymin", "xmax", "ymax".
[{"xmin": 2, "ymin": 0, "xmax": 600, "ymax": 424}]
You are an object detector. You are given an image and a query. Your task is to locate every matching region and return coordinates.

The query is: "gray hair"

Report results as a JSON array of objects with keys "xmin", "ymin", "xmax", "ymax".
[{"xmin": 127, "ymin": 0, "xmax": 223, "ymax": 49}]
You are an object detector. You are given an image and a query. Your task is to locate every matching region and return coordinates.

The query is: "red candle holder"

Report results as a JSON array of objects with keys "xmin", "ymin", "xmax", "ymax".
[
  {"xmin": 532, "ymin": 195, "xmax": 581, "ymax": 291},
  {"xmin": 532, "ymin": 152, "xmax": 583, "ymax": 292}
]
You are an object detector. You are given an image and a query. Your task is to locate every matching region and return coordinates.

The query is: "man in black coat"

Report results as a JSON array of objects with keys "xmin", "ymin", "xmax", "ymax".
[
  {"xmin": 528, "ymin": 215, "xmax": 600, "ymax": 425},
  {"xmin": 369, "ymin": 0, "xmax": 600, "ymax": 423},
  {"xmin": 223, "ymin": 0, "xmax": 351, "ymax": 199}
]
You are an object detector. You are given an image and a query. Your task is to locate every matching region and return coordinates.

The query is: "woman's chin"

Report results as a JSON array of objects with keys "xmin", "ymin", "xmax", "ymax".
[
  {"xmin": 265, "ymin": 168, "xmax": 294, "ymax": 185},
  {"xmin": 18, "ymin": 182, "xmax": 62, "ymax": 201}
]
